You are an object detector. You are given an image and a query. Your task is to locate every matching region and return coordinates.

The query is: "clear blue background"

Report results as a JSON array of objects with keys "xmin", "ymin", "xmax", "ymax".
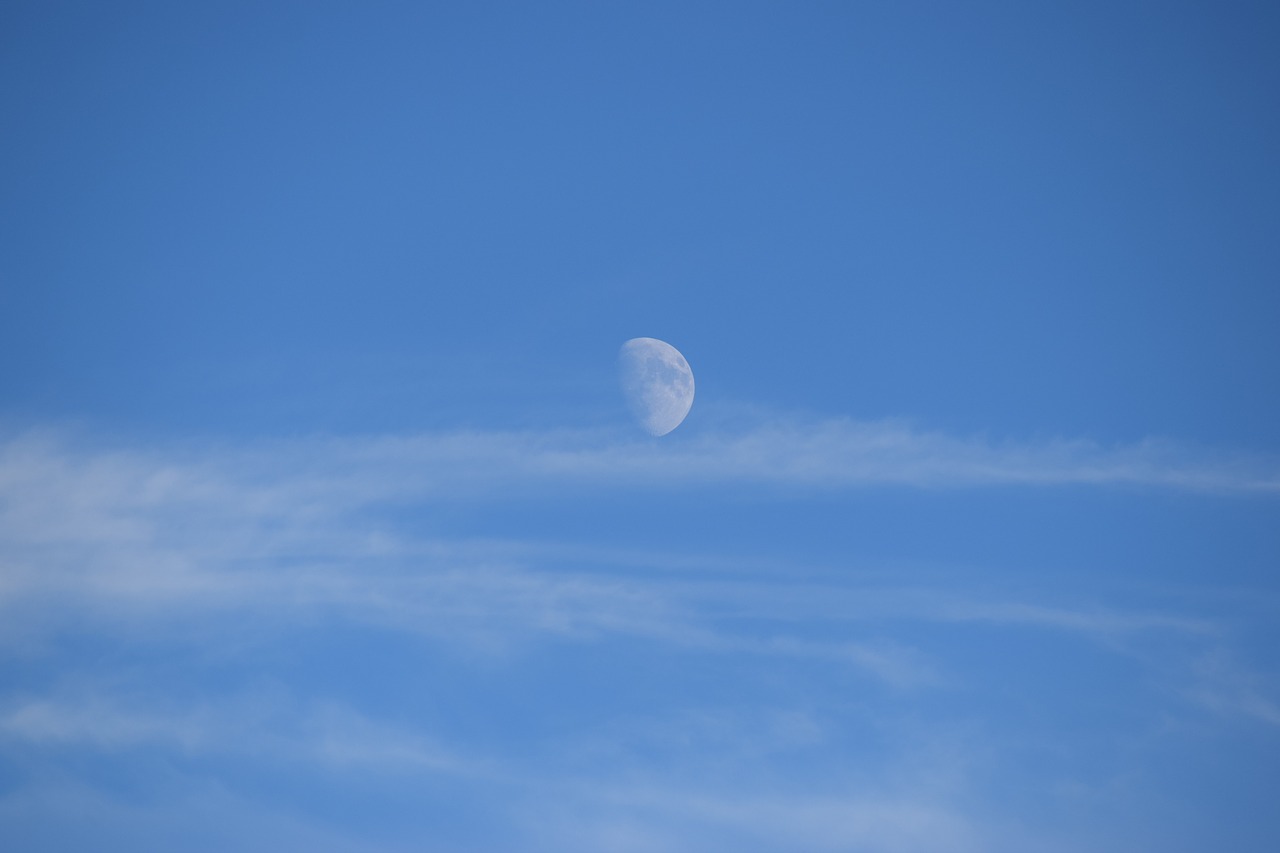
[
  {"xmin": 2, "ymin": 3, "xmax": 1279, "ymax": 851},
  {"xmin": 5, "ymin": 1, "xmax": 1278, "ymax": 442}
]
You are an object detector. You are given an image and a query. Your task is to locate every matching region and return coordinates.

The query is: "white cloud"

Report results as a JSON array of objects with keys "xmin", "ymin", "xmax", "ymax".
[
  {"xmin": 6, "ymin": 416, "xmax": 1273, "ymax": 538},
  {"xmin": 1186, "ymin": 650, "xmax": 1280, "ymax": 727},
  {"xmin": 0, "ymin": 423, "xmax": 1270, "ymax": 852},
  {"xmin": 0, "ymin": 425, "xmax": 1231, "ymax": 671},
  {"xmin": 0, "ymin": 687, "xmax": 481, "ymax": 776},
  {"xmin": 0, "ymin": 774, "xmax": 405, "ymax": 853},
  {"xmin": 534, "ymin": 788, "xmax": 986, "ymax": 853}
]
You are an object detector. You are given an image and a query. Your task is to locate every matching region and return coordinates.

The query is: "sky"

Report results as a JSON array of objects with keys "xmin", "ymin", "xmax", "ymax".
[{"xmin": 2, "ymin": 2, "xmax": 1279, "ymax": 850}]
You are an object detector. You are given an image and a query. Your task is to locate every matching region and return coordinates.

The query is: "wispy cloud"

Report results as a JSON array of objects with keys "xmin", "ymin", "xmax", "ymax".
[
  {"xmin": 530, "ymin": 786, "xmax": 987, "ymax": 853},
  {"xmin": 570, "ymin": 419, "xmax": 1280, "ymax": 493},
  {"xmin": 1185, "ymin": 649, "xmax": 1280, "ymax": 727},
  {"xmin": 0, "ymin": 771, "xmax": 411, "ymax": 853},
  {"xmin": 0, "ymin": 425, "xmax": 1233, "ymax": 664},
  {"xmin": 0, "ymin": 687, "xmax": 996, "ymax": 853},
  {"xmin": 6, "ymin": 417, "xmax": 1274, "ymax": 531},
  {"xmin": 2, "ymin": 423, "xmax": 1273, "ymax": 852},
  {"xmin": 0, "ymin": 687, "xmax": 481, "ymax": 775}
]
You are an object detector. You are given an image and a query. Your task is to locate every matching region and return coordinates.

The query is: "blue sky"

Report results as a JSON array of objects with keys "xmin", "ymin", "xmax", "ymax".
[{"xmin": 2, "ymin": 2, "xmax": 1279, "ymax": 850}]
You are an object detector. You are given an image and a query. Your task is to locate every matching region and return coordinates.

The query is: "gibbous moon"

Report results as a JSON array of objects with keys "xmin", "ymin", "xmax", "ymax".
[{"xmin": 619, "ymin": 337, "xmax": 695, "ymax": 436}]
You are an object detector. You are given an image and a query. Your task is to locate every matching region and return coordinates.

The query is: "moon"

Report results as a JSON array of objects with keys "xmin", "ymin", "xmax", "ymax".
[{"xmin": 619, "ymin": 337, "xmax": 695, "ymax": 436}]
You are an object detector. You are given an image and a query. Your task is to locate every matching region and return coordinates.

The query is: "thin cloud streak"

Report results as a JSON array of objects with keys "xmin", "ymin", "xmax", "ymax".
[
  {"xmin": 0, "ymin": 425, "xmax": 1255, "ymax": 718},
  {"xmin": 2, "ymin": 425, "xmax": 1271, "ymax": 853},
  {"xmin": 0, "ymin": 690, "xmax": 483, "ymax": 775},
  {"xmin": 330, "ymin": 419, "xmax": 1280, "ymax": 495},
  {"xmin": 5, "ymin": 418, "xmax": 1275, "ymax": 532},
  {"xmin": 537, "ymin": 786, "xmax": 986, "ymax": 853},
  {"xmin": 0, "ymin": 426, "xmax": 1229, "ymax": 668}
]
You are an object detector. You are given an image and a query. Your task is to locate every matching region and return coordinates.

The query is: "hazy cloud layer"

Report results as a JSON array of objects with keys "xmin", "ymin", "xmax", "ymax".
[
  {"xmin": 1, "ymin": 424, "xmax": 1277, "ymax": 852},
  {"xmin": 0, "ymin": 425, "xmax": 1236, "ymax": 657},
  {"xmin": 4, "ymin": 418, "xmax": 1278, "ymax": 526}
]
